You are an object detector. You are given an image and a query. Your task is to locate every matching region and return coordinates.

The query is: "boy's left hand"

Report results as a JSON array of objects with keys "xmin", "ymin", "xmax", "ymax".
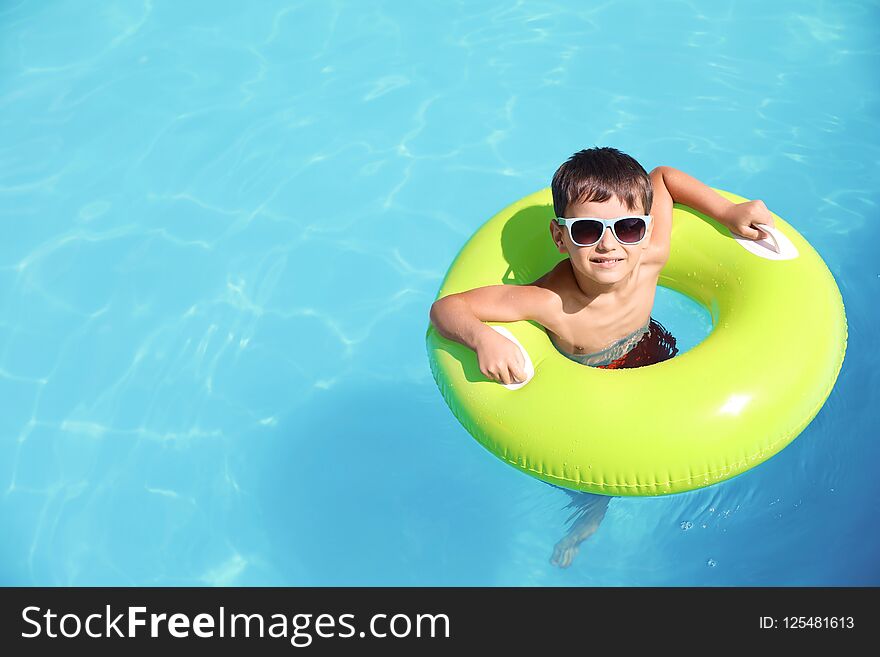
[{"xmin": 722, "ymin": 199, "xmax": 776, "ymax": 240}]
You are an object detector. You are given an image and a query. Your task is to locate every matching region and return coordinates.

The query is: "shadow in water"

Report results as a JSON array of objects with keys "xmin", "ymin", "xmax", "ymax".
[{"xmin": 251, "ymin": 380, "xmax": 521, "ymax": 585}]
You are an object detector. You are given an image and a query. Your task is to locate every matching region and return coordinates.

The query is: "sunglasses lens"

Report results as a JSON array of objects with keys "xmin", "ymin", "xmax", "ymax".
[
  {"xmin": 570, "ymin": 220, "xmax": 603, "ymax": 245},
  {"xmin": 614, "ymin": 217, "xmax": 646, "ymax": 243}
]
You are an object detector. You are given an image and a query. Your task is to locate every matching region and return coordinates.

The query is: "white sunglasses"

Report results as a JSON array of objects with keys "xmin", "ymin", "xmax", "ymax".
[{"xmin": 555, "ymin": 215, "xmax": 653, "ymax": 247}]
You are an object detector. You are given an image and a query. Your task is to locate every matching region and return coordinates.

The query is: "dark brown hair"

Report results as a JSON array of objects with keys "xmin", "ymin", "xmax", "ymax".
[{"xmin": 551, "ymin": 146, "xmax": 652, "ymax": 217}]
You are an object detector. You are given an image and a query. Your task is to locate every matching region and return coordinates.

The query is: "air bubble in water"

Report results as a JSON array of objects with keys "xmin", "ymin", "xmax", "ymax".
[
  {"xmin": 680, "ymin": 521, "xmax": 693, "ymax": 531},
  {"xmin": 707, "ymin": 559, "xmax": 717, "ymax": 568}
]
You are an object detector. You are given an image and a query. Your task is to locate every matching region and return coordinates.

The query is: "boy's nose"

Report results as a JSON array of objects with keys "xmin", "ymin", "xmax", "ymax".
[{"xmin": 597, "ymin": 226, "xmax": 617, "ymax": 250}]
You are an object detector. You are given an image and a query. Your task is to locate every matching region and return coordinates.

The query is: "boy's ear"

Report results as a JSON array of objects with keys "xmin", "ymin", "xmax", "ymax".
[{"xmin": 549, "ymin": 221, "xmax": 568, "ymax": 254}]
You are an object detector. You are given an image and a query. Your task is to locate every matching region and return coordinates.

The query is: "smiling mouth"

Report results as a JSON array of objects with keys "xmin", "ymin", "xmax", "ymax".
[{"xmin": 590, "ymin": 257, "xmax": 623, "ymax": 264}]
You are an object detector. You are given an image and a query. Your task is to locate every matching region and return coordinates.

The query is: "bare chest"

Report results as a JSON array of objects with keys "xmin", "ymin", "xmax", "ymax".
[{"xmin": 549, "ymin": 274, "xmax": 659, "ymax": 355}]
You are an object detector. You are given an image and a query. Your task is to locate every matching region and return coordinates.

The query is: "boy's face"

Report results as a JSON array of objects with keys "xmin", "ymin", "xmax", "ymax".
[{"xmin": 550, "ymin": 195, "xmax": 653, "ymax": 285}]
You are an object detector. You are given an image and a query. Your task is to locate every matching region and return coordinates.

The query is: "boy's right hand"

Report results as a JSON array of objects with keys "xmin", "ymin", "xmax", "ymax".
[{"xmin": 475, "ymin": 328, "xmax": 527, "ymax": 385}]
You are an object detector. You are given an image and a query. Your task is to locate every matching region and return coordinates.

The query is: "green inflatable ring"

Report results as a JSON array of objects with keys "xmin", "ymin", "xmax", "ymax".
[{"xmin": 426, "ymin": 187, "xmax": 847, "ymax": 496}]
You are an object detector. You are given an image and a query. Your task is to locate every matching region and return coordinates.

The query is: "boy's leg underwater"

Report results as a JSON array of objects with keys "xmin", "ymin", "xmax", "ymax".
[{"xmin": 550, "ymin": 493, "xmax": 612, "ymax": 568}]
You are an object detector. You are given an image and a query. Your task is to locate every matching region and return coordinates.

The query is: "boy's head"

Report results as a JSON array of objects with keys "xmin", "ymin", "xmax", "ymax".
[
  {"xmin": 550, "ymin": 147, "xmax": 654, "ymax": 286},
  {"xmin": 551, "ymin": 146, "xmax": 652, "ymax": 217}
]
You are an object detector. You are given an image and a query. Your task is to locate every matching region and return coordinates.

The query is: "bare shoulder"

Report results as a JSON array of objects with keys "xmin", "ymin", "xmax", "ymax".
[
  {"xmin": 524, "ymin": 260, "xmax": 571, "ymax": 331},
  {"xmin": 529, "ymin": 258, "xmax": 570, "ymax": 288},
  {"xmin": 641, "ymin": 242, "xmax": 669, "ymax": 271}
]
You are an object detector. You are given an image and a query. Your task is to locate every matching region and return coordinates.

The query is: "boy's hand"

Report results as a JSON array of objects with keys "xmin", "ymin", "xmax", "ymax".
[
  {"xmin": 722, "ymin": 199, "xmax": 776, "ymax": 240},
  {"xmin": 475, "ymin": 329, "xmax": 527, "ymax": 385}
]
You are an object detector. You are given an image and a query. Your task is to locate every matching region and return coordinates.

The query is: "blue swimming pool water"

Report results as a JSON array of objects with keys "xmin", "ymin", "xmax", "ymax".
[{"xmin": 1, "ymin": 0, "xmax": 878, "ymax": 585}]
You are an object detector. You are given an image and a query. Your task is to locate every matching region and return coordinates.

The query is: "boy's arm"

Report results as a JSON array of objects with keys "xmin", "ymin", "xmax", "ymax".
[
  {"xmin": 654, "ymin": 166, "xmax": 775, "ymax": 241},
  {"xmin": 430, "ymin": 284, "xmax": 562, "ymax": 385},
  {"xmin": 429, "ymin": 284, "xmax": 560, "ymax": 351},
  {"xmin": 646, "ymin": 167, "xmax": 674, "ymax": 264}
]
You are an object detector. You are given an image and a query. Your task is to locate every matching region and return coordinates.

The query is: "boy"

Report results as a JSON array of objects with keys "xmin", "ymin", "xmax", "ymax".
[{"xmin": 429, "ymin": 146, "xmax": 776, "ymax": 567}]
